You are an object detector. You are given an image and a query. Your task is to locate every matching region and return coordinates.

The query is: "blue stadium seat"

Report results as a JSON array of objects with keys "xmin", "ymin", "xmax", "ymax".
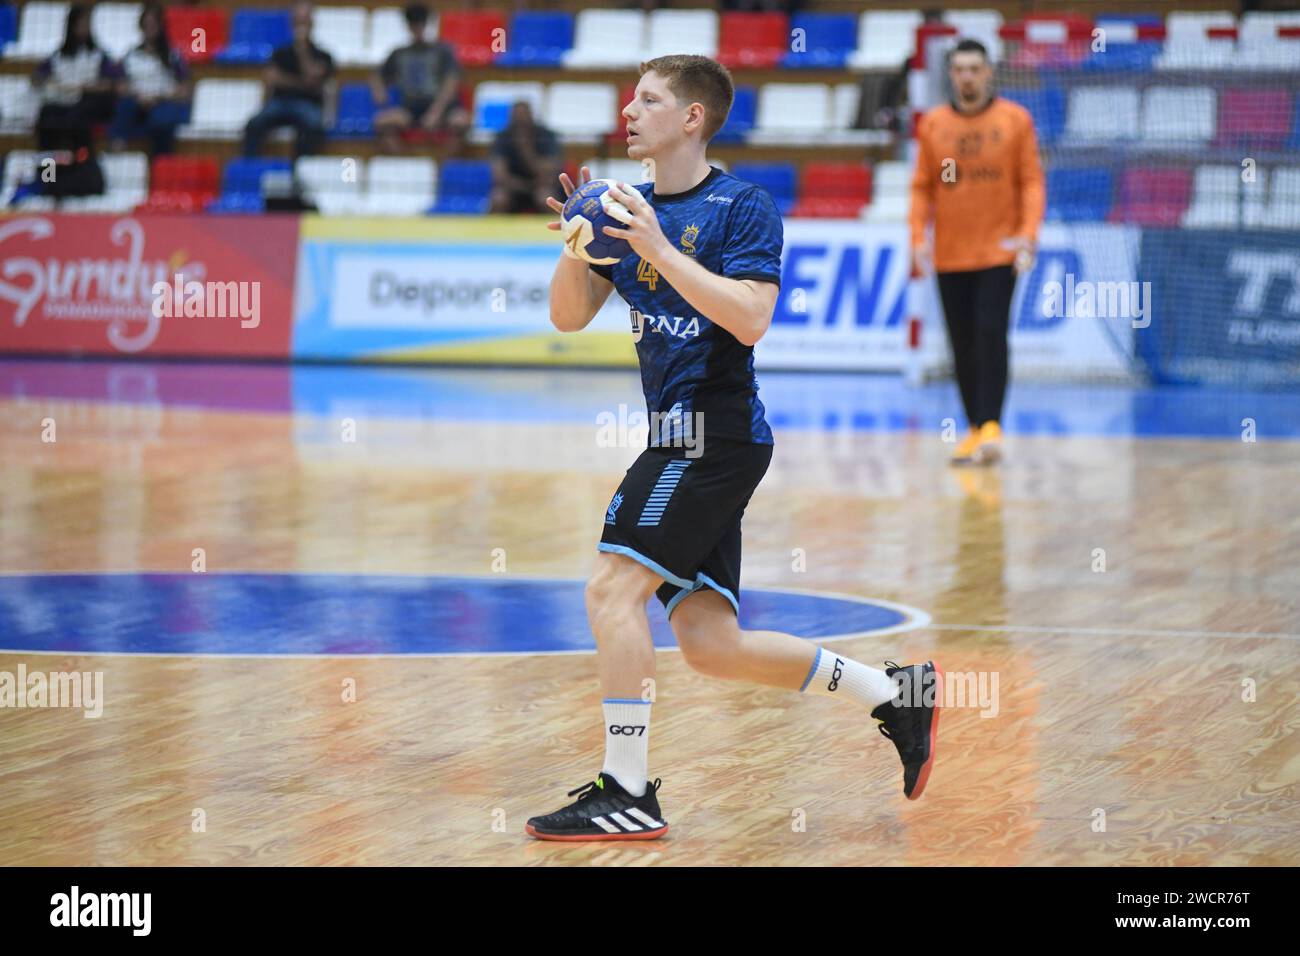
[
  {"xmin": 713, "ymin": 86, "xmax": 756, "ymax": 144},
  {"xmin": 431, "ymin": 159, "xmax": 493, "ymax": 215},
  {"xmin": 731, "ymin": 162, "xmax": 797, "ymax": 215},
  {"xmin": 215, "ymin": 9, "xmax": 294, "ymax": 64},
  {"xmin": 780, "ymin": 14, "xmax": 857, "ymax": 69},
  {"xmin": 1046, "ymin": 167, "xmax": 1114, "ymax": 222},
  {"xmin": 494, "ymin": 12, "xmax": 574, "ymax": 67},
  {"xmin": 0, "ymin": 4, "xmax": 18, "ymax": 49},
  {"xmin": 208, "ymin": 157, "xmax": 292, "ymax": 213},
  {"xmin": 332, "ymin": 83, "xmax": 376, "ymax": 138},
  {"xmin": 1081, "ymin": 40, "xmax": 1160, "ymax": 72},
  {"xmin": 1000, "ymin": 87, "xmax": 1066, "ymax": 144}
]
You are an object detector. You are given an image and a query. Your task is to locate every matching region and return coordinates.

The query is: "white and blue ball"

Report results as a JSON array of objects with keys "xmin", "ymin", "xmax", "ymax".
[{"xmin": 560, "ymin": 178, "xmax": 634, "ymax": 265}]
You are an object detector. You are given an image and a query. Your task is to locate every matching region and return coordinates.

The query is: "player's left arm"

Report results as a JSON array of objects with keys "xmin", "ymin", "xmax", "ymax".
[
  {"xmin": 602, "ymin": 182, "xmax": 780, "ymax": 347},
  {"xmin": 1012, "ymin": 112, "xmax": 1047, "ymax": 273}
]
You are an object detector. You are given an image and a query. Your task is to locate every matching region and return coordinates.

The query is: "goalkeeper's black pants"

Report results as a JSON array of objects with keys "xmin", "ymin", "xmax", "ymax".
[{"xmin": 936, "ymin": 264, "xmax": 1016, "ymax": 429}]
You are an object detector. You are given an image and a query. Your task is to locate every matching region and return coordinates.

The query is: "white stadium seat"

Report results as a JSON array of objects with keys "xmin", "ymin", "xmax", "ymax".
[
  {"xmin": 1065, "ymin": 86, "xmax": 1139, "ymax": 143},
  {"xmin": 0, "ymin": 76, "xmax": 39, "ymax": 134},
  {"xmin": 313, "ymin": 6, "xmax": 369, "ymax": 67},
  {"xmin": 364, "ymin": 156, "xmax": 435, "ymax": 215},
  {"xmin": 944, "ymin": 9, "xmax": 1003, "ymax": 62},
  {"xmin": 751, "ymin": 83, "xmax": 831, "ymax": 144},
  {"xmin": 1141, "ymin": 86, "xmax": 1216, "ymax": 145},
  {"xmin": 862, "ymin": 194, "xmax": 909, "ymax": 223},
  {"xmin": 1181, "ymin": 165, "xmax": 1243, "ymax": 228},
  {"xmin": 296, "ymin": 156, "xmax": 367, "ymax": 215},
  {"xmin": 848, "ymin": 11, "xmax": 923, "ymax": 70},
  {"xmin": 543, "ymin": 82, "xmax": 618, "ymax": 140},
  {"xmin": 563, "ymin": 10, "xmax": 646, "ymax": 68},
  {"xmin": 1156, "ymin": 11, "xmax": 1237, "ymax": 70},
  {"xmin": 179, "ymin": 79, "xmax": 264, "ymax": 140},
  {"xmin": 6, "ymin": 2, "xmax": 69, "ymax": 60},
  {"xmin": 91, "ymin": 2, "xmax": 142, "ymax": 61},
  {"xmin": 583, "ymin": 158, "xmax": 650, "ymax": 184},
  {"xmin": 1231, "ymin": 12, "xmax": 1300, "ymax": 71},
  {"xmin": 61, "ymin": 151, "xmax": 149, "ymax": 213},
  {"xmin": 1259, "ymin": 167, "xmax": 1300, "ymax": 230},
  {"xmin": 644, "ymin": 9, "xmax": 718, "ymax": 59},
  {"xmin": 0, "ymin": 149, "xmax": 38, "ymax": 206},
  {"xmin": 872, "ymin": 160, "xmax": 912, "ymax": 196}
]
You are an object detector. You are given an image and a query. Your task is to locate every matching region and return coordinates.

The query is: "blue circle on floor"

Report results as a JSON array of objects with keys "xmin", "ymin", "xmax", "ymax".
[{"xmin": 0, "ymin": 573, "xmax": 923, "ymax": 656}]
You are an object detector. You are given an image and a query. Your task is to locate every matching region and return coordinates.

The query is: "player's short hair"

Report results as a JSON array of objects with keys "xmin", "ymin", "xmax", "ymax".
[
  {"xmin": 948, "ymin": 38, "xmax": 991, "ymax": 63},
  {"xmin": 639, "ymin": 55, "xmax": 735, "ymax": 143},
  {"xmin": 405, "ymin": 3, "xmax": 429, "ymax": 28}
]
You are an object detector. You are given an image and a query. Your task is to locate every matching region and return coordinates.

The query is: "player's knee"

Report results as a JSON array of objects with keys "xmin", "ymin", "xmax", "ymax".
[
  {"xmin": 672, "ymin": 613, "xmax": 741, "ymax": 677},
  {"xmin": 584, "ymin": 557, "xmax": 655, "ymax": 622}
]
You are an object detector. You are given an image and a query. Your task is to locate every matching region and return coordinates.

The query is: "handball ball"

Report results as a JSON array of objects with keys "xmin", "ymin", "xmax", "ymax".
[{"xmin": 560, "ymin": 179, "xmax": 633, "ymax": 265}]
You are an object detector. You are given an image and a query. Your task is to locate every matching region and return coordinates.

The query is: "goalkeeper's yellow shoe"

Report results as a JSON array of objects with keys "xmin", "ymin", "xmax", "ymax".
[
  {"xmin": 950, "ymin": 429, "xmax": 982, "ymax": 466},
  {"xmin": 976, "ymin": 420, "xmax": 1003, "ymax": 464}
]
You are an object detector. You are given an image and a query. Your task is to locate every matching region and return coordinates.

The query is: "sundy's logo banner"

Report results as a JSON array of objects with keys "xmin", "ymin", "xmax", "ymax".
[{"xmin": 0, "ymin": 214, "xmax": 297, "ymax": 357}]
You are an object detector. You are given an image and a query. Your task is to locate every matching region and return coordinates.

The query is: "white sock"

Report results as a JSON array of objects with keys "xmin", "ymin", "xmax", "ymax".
[
  {"xmin": 799, "ymin": 647, "xmax": 898, "ymax": 710},
  {"xmin": 601, "ymin": 699, "xmax": 651, "ymax": 797}
]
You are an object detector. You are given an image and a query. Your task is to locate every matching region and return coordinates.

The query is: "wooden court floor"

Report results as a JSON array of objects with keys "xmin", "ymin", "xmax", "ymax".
[{"xmin": 1, "ymin": 380, "xmax": 1297, "ymax": 866}]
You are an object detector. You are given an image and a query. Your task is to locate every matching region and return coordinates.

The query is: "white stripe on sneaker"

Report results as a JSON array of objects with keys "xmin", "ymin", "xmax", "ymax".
[
  {"xmin": 608, "ymin": 812, "xmax": 642, "ymax": 831},
  {"xmin": 590, "ymin": 816, "xmax": 621, "ymax": 834},
  {"xmin": 625, "ymin": 807, "xmax": 663, "ymax": 829}
]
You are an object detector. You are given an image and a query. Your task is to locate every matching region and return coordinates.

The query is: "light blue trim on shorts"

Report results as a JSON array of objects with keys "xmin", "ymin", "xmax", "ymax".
[
  {"xmin": 604, "ymin": 698, "xmax": 652, "ymax": 705},
  {"xmin": 596, "ymin": 542, "xmax": 696, "ymax": 590},
  {"xmin": 799, "ymin": 646, "xmax": 823, "ymax": 693},
  {"xmin": 663, "ymin": 573, "xmax": 740, "ymax": 621}
]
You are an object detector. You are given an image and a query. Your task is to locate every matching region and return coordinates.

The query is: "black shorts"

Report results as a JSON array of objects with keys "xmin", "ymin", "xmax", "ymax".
[{"xmin": 598, "ymin": 439, "xmax": 773, "ymax": 618}]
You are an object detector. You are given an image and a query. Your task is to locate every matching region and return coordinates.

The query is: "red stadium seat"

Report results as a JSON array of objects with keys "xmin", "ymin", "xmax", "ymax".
[
  {"xmin": 1216, "ymin": 88, "xmax": 1293, "ymax": 150},
  {"xmin": 439, "ymin": 11, "xmax": 507, "ymax": 67},
  {"xmin": 138, "ymin": 155, "xmax": 221, "ymax": 213},
  {"xmin": 717, "ymin": 13, "xmax": 789, "ymax": 69},
  {"xmin": 605, "ymin": 82, "xmax": 638, "ymax": 146},
  {"xmin": 165, "ymin": 7, "xmax": 229, "ymax": 64},
  {"xmin": 1109, "ymin": 167, "xmax": 1192, "ymax": 227},
  {"xmin": 791, "ymin": 162, "xmax": 872, "ymax": 218}
]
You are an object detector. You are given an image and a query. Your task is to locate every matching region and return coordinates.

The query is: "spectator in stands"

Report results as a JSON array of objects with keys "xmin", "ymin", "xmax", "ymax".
[
  {"xmin": 109, "ymin": 3, "xmax": 192, "ymax": 156},
  {"xmin": 242, "ymin": 1, "xmax": 334, "ymax": 159},
  {"xmin": 909, "ymin": 38, "xmax": 1045, "ymax": 466},
  {"xmin": 31, "ymin": 2, "xmax": 118, "ymax": 153},
  {"xmin": 373, "ymin": 4, "xmax": 470, "ymax": 154},
  {"xmin": 489, "ymin": 101, "xmax": 562, "ymax": 213}
]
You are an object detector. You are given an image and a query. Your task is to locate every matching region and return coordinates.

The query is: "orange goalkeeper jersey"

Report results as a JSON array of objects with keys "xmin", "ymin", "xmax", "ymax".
[{"xmin": 909, "ymin": 97, "xmax": 1046, "ymax": 273}]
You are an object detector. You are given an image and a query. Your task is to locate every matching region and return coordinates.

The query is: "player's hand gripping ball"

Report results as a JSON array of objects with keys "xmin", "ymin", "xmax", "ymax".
[{"xmin": 560, "ymin": 178, "xmax": 634, "ymax": 265}]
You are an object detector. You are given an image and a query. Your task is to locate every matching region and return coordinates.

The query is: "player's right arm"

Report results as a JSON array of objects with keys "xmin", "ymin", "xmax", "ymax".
[
  {"xmin": 546, "ymin": 166, "xmax": 614, "ymax": 332},
  {"xmin": 908, "ymin": 111, "xmax": 937, "ymax": 276}
]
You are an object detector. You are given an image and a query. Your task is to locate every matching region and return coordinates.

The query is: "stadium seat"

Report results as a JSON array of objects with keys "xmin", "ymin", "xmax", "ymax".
[
  {"xmin": 165, "ymin": 7, "xmax": 229, "ymax": 63},
  {"xmin": 180, "ymin": 79, "xmax": 263, "ymax": 140},
  {"xmin": 1216, "ymin": 88, "xmax": 1293, "ymax": 151},
  {"xmin": 1258, "ymin": 167, "xmax": 1300, "ymax": 229},
  {"xmin": 430, "ymin": 159, "xmax": 492, "ymax": 214},
  {"xmin": 0, "ymin": 75, "xmax": 38, "ymax": 134},
  {"xmin": 1046, "ymin": 167, "xmax": 1114, "ymax": 222},
  {"xmin": 791, "ymin": 162, "xmax": 872, "ymax": 218},
  {"xmin": 563, "ymin": 10, "xmax": 646, "ymax": 68},
  {"xmin": 207, "ymin": 157, "xmax": 292, "ymax": 213},
  {"xmin": 140, "ymin": 154, "xmax": 220, "ymax": 213},
  {"xmin": 1081, "ymin": 40, "xmax": 1161, "ymax": 73},
  {"xmin": 6, "ymin": 1, "xmax": 68, "ymax": 60},
  {"xmin": 780, "ymin": 14, "xmax": 857, "ymax": 68},
  {"xmin": 295, "ymin": 155, "xmax": 365, "ymax": 215},
  {"xmin": 364, "ymin": 7, "xmax": 415, "ymax": 67},
  {"xmin": 90, "ymin": 2, "xmax": 141, "ymax": 61},
  {"xmin": 1065, "ymin": 86, "xmax": 1139, "ymax": 142},
  {"xmin": 1141, "ymin": 86, "xmax": 1216, "ymax": 146},
  {"xmin": 644, "ymin": 9, "xmax": 718, "ymax": 59},
  {"xmin": 332, "ymin": 83, "xmax": 377, "ymax": 138},
  {"xmin": 439, "ymin": 10, "xmax": 506, "ymax": 67},
  {"xmin": 312, "ymin": 6, "xmax": 367, "ymax": 67},
  {"xmin": 1232, "ymin": 11, "xmax": 1300, "ymax": 70},
  {"xmin": 716, "ymin": 12, "xmax": 787, "ymax": 69},
  {"xmin": 583, "ymin": 158, "xmax": 649, "ymax": 184},
  {"xmin": 1181, "ymin": 164, "xmax": 1244, "ymax": 228},
  {"xmin": 0, "ymin": 5, "xmax": 17, "ymax": 51},
  {"xmin": 1000, "ymin": 86, "xmax": 1066, "ymax": 144},
  {"xmin": 365, "ymin": 157, "xmax": 436, "ymax": 215},
  {"xmin": 848, "ymin": 11, "xmax": 923, "ymax": 70},
  {"xmin": 495, "ymin": 11, "xmax": 573, "ymax": 67},
  {"xmin": 1156, "ymin": 12, "xmax": 1237, "ymax": 70},
  {"xmin": 471, "ymin": 81, "xmax": 546, "ymax": 140},
  {"xmin": 216, "ymin": 9, "xmax": 292, "ymax": 64},
  {"xmin": 712, "ymin": 86, "xmax": 756, "ymax": 144},
  {"xmin": 0, "ymin": 150, "xmax": 42, "ymax": 207},
  {"xmin": 730, "ymin": 162, "xmax": 797, "ymax": 216},
  {"xmin": 872, "ymin": 160, "xmax": 911, "ymax": 196},
  {"xmin": 543, "ymin": 82, "xmax": 619, "ymax": 140},
  {"xmin": 751, "ymin": 83, "xmax": 832, "ymax": 144},
  {"xmin": 1110, "ymin": 167, "xmax": 1192, "ymax": 226}
]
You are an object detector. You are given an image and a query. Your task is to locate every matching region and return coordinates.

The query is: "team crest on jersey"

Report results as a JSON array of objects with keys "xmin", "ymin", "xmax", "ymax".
[
  {"xmin": 605, "ymin": 492, "xmax": 624, "ymax": 524},
  {"xmin": 680, "ymin": 224, "xmax": 700, "ymax": 256}
]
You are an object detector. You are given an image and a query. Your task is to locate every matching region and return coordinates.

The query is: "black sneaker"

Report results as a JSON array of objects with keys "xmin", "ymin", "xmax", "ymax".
[
  {"xmin": 526, "ymin": 773, "xmax": 668, "ymax": 841},
  {"xmin": 871, "ymin": 660, "xmax": 942, "ymax": 800}
]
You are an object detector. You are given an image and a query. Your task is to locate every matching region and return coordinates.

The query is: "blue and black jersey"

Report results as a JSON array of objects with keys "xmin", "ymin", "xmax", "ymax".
[{"xmin": 591, "ymin": 165, "xmax": 784, "ymax": 446}]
